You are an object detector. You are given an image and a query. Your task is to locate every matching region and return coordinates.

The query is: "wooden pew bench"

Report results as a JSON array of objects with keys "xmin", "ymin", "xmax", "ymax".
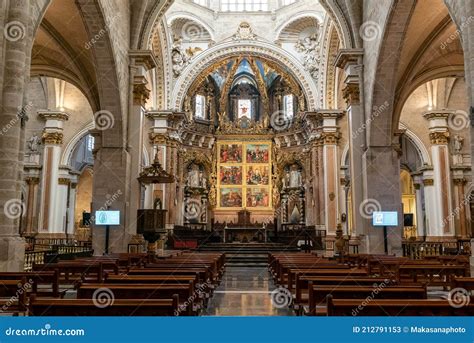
[
  {"xmin": 28, "ymin": 295, "xmax": 179, "ymax": 316},
  {"xmin": 327, "ymin": 297, "xmax": 474, "ymax": 316},
  {"xmin": 77, "ymin": 283, "xmax": 196, "ymax": 315},
  {"xmin": 0, "ymin": 279, "xmax": 28, "ymax": 315},
  {"xmin": 294, "ymin": 276, "xmax": 395, "ymax": 314},
  {"xmin": 0, "ymin": 271, "xmax": 60, "ymax": 298},
  {"xmin": 308, "ymin": 285, "xmax": 427, "ymax": 316},
  {"xmin": 397, "ymin": 264, "xmax": 469, "ymax": 288},
  {"xmin": 33, "ymin": 262, "xmax": 115, "ymax": 285}
]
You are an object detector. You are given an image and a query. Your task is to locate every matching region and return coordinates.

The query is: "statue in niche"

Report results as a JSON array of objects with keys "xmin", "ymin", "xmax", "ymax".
[
  {"xmin": 283, "ymin": 169, "xmax": 290, "ymax": 188},
  {"xmin": 289, "ymin": 165, "xmax": 302, "ymax": 188},
  {"xmin": 453, "ymin": 134, "xmax": 464, "ymax": 154},
  {"xmin": 289, "ymin": 205, "xmax": 300, "ymax": 224},
  {"xmin": 187, "ymin": 164, "xmax": 200, "ymax": 187},
  {"xmin": 186, "ymin": 164, "xmax": 207, "ymax": 188},
  {"xmin": 295, "ymin": 32, "xmax": 320, "ymax": 79},
  {"xmin": 27, "ymin": 134, "xmax": 41, "ymax": 153}
]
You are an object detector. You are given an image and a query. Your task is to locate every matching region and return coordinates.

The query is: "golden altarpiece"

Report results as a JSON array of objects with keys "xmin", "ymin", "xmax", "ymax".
[{"xmin": 150, "ymin": 56, "xmax": 342, "ymax": 248}]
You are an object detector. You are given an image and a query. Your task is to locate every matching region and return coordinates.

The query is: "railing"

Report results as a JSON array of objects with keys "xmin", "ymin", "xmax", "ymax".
[
  {"xmin": 402, "ymin": 240, "xmax": 470, "ymax": 259},
  {"xmin": 24, "ymin": 245, "xmax": 94, "ymax": 271}
]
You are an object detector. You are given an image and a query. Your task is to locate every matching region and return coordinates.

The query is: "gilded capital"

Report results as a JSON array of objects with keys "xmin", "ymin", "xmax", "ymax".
[
  {"xmin": 429, "ymin": 131, "xmax": 449, "ymax": 145},
  {"xmin": 133, "ymin": 83, "xmax": 150, "ymax": 106},
  {"xmin": 42, "ymin": 131, "xmax": 63, "ymax": 145},
  {"xmin": 423, "ymin": 179, "xmax": 434, "ymax": 186}
]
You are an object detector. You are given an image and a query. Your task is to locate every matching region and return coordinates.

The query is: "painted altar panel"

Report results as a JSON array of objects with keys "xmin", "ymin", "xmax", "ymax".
[{"xmin": 217, "ymin": 140, "xmax": 272, "ymax": 210}]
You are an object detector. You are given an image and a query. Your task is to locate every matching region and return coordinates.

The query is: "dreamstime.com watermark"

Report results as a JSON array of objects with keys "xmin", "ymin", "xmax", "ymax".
[
  {"xmin": 352, "ymin": 279, "xmax": 390, "ymax": 316},
  {"xmin": 0, "ymin": 279, "xmax": 34, "ymax": 313},
  {"xmin": 174, "ymin": 280, "xmax": 212, "ymax": 316},
  {"xmin": 4, "ymin": 324, "xmax": 84, "ymax": 337}
]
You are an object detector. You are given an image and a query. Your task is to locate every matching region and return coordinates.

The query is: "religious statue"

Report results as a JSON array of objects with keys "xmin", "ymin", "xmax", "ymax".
[
  {"xmin": 334, "ymin": 224, "xmax": 347, "ymax": 256},
  {"xmin": 27, "ymin": 134, "xmax": 41, "ymax": 153},
  {"xmin": 453, "ymin": 134, "xmax": 464, "ymax": 154},
  {"xmin": 295, "ymin": 32, "xmax": 321, "ymax": 79},
  {"xmin": 187, "ymin": 165, "xmax": 200, "ymax": 188},
  {"xmin": 198, "ymin": 170, "xmax": 207, "ymax": 189},
  {"xmin": 289, "ymin": 165, "xmax": 302, "ymax": 188}
]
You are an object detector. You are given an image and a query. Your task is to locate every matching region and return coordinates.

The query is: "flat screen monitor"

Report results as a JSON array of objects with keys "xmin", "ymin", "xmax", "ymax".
[
  {"xmin": 372, "ymin": 211, "xmax": 398, "ymax": 227},
  {"xmin": 95, "ymin": 210, "xmax": 120, "ymax": 226}
]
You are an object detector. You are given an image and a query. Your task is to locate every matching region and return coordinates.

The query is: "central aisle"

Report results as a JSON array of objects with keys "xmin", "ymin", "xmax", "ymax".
[{"xmin": 203, "ymin": 266, "xmax": 294, "ymax": 316}]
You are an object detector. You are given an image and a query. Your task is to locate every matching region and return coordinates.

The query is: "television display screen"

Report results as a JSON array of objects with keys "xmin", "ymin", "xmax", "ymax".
[
  {"xmin": 372, "ymin": 211, "xmax": 398, "ymax": 226},
  {"xmin": 95, "ymin": 210, "xmax": 120, "ymax": 226}
]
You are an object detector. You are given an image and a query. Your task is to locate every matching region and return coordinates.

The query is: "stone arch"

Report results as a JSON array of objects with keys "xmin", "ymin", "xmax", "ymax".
[
  {"xmin": 75, "ymin": 0, "xmax": 125, "ymax": 147},
  {"xmin": 275, "ymin": 12, "xmax": 325, "ymax": 41},
  {"xmin": 171, "ymin": 41, "xmax": 319, "ymax": 110},
  {"xmin": 398, "ymin": 123, "xmax": 432, "ymax": 167},
  {"xmin": 167, "ymin": 12, "xmax": 216, "ymax": 41},
  {"xmin": 366, "ymin": 0, "xmax": 417, "ymax": 147},
  {"xmin": 61, "ymin": 122, "xmax": 95, "ymax": 166}
]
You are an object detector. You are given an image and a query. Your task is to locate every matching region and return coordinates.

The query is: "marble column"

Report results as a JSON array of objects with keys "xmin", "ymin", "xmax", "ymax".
[
  {"xmin": 453, "ymin": 177, "xmax": 469, "ymax": 238},
  {"xmin": 421, "ymin": 168, "xmax": 436, "ymax": 238},
  {"xmin": 335, "ymin": 50, "xmax": 365, "ymax": 242},
  {"xmin": 316, "ymin": 110, "xmax": 344, "ymax": 255},
  {"xmin": 423, "ymin": 111, "xmax": 454, "ymax": 239},
  {"xmin": 37, "ymin": 110, "xmax": 68, "ymax": 237},
  {"xmin": 412, "ymin": 174, "xmax": 425, "ymax": 239},
  {"xmin": 24, "ymin": 177, "xmax": 40, "ymax": 235},
  {"xmin": 67, "ymin": 180, "xmax": 78, "ymax": 237}
]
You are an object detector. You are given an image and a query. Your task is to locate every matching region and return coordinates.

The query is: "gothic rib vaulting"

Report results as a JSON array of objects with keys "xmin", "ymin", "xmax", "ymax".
[{"xmin": 0, "ymin": 0, "xmax": 474, "ymax": 317}]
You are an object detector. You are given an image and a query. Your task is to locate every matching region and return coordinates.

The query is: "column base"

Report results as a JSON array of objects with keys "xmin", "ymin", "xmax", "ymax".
[{"xmin": 0, "ymin": 236, "xmax": 25, "ymax": 272}]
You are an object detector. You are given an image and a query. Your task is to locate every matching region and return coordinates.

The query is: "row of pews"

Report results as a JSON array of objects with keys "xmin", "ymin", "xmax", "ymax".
[
  {"xmin": 269, "ymin": 252, "xmax": 474, "ymax": 316},
  {"xmin": 0, "ymin": 251, "xmax": 225, "ymax": 316}
]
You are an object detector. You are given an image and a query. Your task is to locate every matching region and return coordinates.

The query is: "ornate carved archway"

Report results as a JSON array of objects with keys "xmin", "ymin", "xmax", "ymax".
[{"xmin": 171, "ymin": 41, "xmax": 320, "ymax": 111}]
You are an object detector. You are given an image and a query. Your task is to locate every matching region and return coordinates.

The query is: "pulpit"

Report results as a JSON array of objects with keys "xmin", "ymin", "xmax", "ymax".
[{"xmin": 137, "ymin": 152, "xmax": 175, "ymax": 256}]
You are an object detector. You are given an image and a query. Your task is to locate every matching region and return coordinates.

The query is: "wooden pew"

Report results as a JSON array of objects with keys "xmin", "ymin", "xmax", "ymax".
[
  {"xmin": 28, "ymin": 295, "xmax": 179, "ymax": 316},
  {"xmin": 327, "ymin": 296, "xmax": 474, "ymax": 316},
  {"xmin": 33, "ymin": 261, "xmax": 110, "ymax": 284},
  {"xmin": 294, "ymin": 276, "xmax": 395, "ymax": 312},
  {"xmin": 0, "ymin": 271, "xmax": 60, "ymax": 297},
  {"xmin": 397, "ymin": 264, "xmax": 469, "ymax": 287},
  {"xmin": 308, "ymin": 285, "xmax": 427, "ymax": 316},
  {"xmin": 285, "ymin": 265, "xmax": 354, "ymax": 290},
  {"xmin": 77, "ymin": 283, "xmax": 196, "ymax": 315},
  {"xmin": 128, "ymin": 268, "xmax": 209, "ymax": 286},
  {"xmin": 453, "ymin": 277, "xmax": 474, "ymax": 293},
  {"xmin": 0, "ymin": 279, "xmax": 28, "ymax": 314}
]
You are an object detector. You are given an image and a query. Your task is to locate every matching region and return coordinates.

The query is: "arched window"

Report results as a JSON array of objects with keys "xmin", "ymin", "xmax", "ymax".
[
  {"xmin": 283, "ymin": 94, "xmax": 294, "ymax": 118},
  {"xmin": 195, "ymin": 94, "xmax": 206, "ymax": 119}
]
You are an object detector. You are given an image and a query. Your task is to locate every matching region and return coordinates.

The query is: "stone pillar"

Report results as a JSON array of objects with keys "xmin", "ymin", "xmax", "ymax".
[
  {"xmin": 316, "ymin": 110, "xmax": 344, "ymax": 255},
  {"xmin": 423, "ymin": 111, "xmax": 455, "ymax": 239},
  {"xmin": 24, "ymin": 177, "xmax": 40, "ymax": 235},
  {"xmin": 363, "ymin": 146, "xmax": 403, "ymax": 255},
  {"xmin": 67, "ymin": 180, "xmax": 78, "ymax": 237},
  {"xmin": 421, "ymin": 168, "xmax": 436, "ymax": 237},
  {"xmin": 37, "ymin": 110, "xmax": 68, "ymax": 236},
  {"xmin": 126, "ymin": 51, "xmax": 156, "ymax": 242},
  {"xmin": 56, "ymin": 177, "xmax": 70, "ymax": 236},
  {"xmin": 0, "ymin": 0, "xmax": 30, "ymax": 271},
  {"xmin": 412, "ymin": 174, "xmax": 425, "ymax": 239},
  {"xmin": 453, "ymin": 177, "xmax": 469, "ymax": 239},
  {"xmin": 335, "ymin": 50, "xmax": 365, "ymax": 240}
]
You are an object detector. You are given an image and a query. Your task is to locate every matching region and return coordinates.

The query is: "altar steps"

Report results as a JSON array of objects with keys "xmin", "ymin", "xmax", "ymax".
[{"xmin": 198, "ymin": 243, "xmax": 299, "ymax": 267}]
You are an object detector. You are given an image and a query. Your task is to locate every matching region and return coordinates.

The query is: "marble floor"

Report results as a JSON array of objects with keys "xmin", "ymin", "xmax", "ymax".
[{"xmin": 203, "ymin": 266, "xmax": 294, "ymax": 316}]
